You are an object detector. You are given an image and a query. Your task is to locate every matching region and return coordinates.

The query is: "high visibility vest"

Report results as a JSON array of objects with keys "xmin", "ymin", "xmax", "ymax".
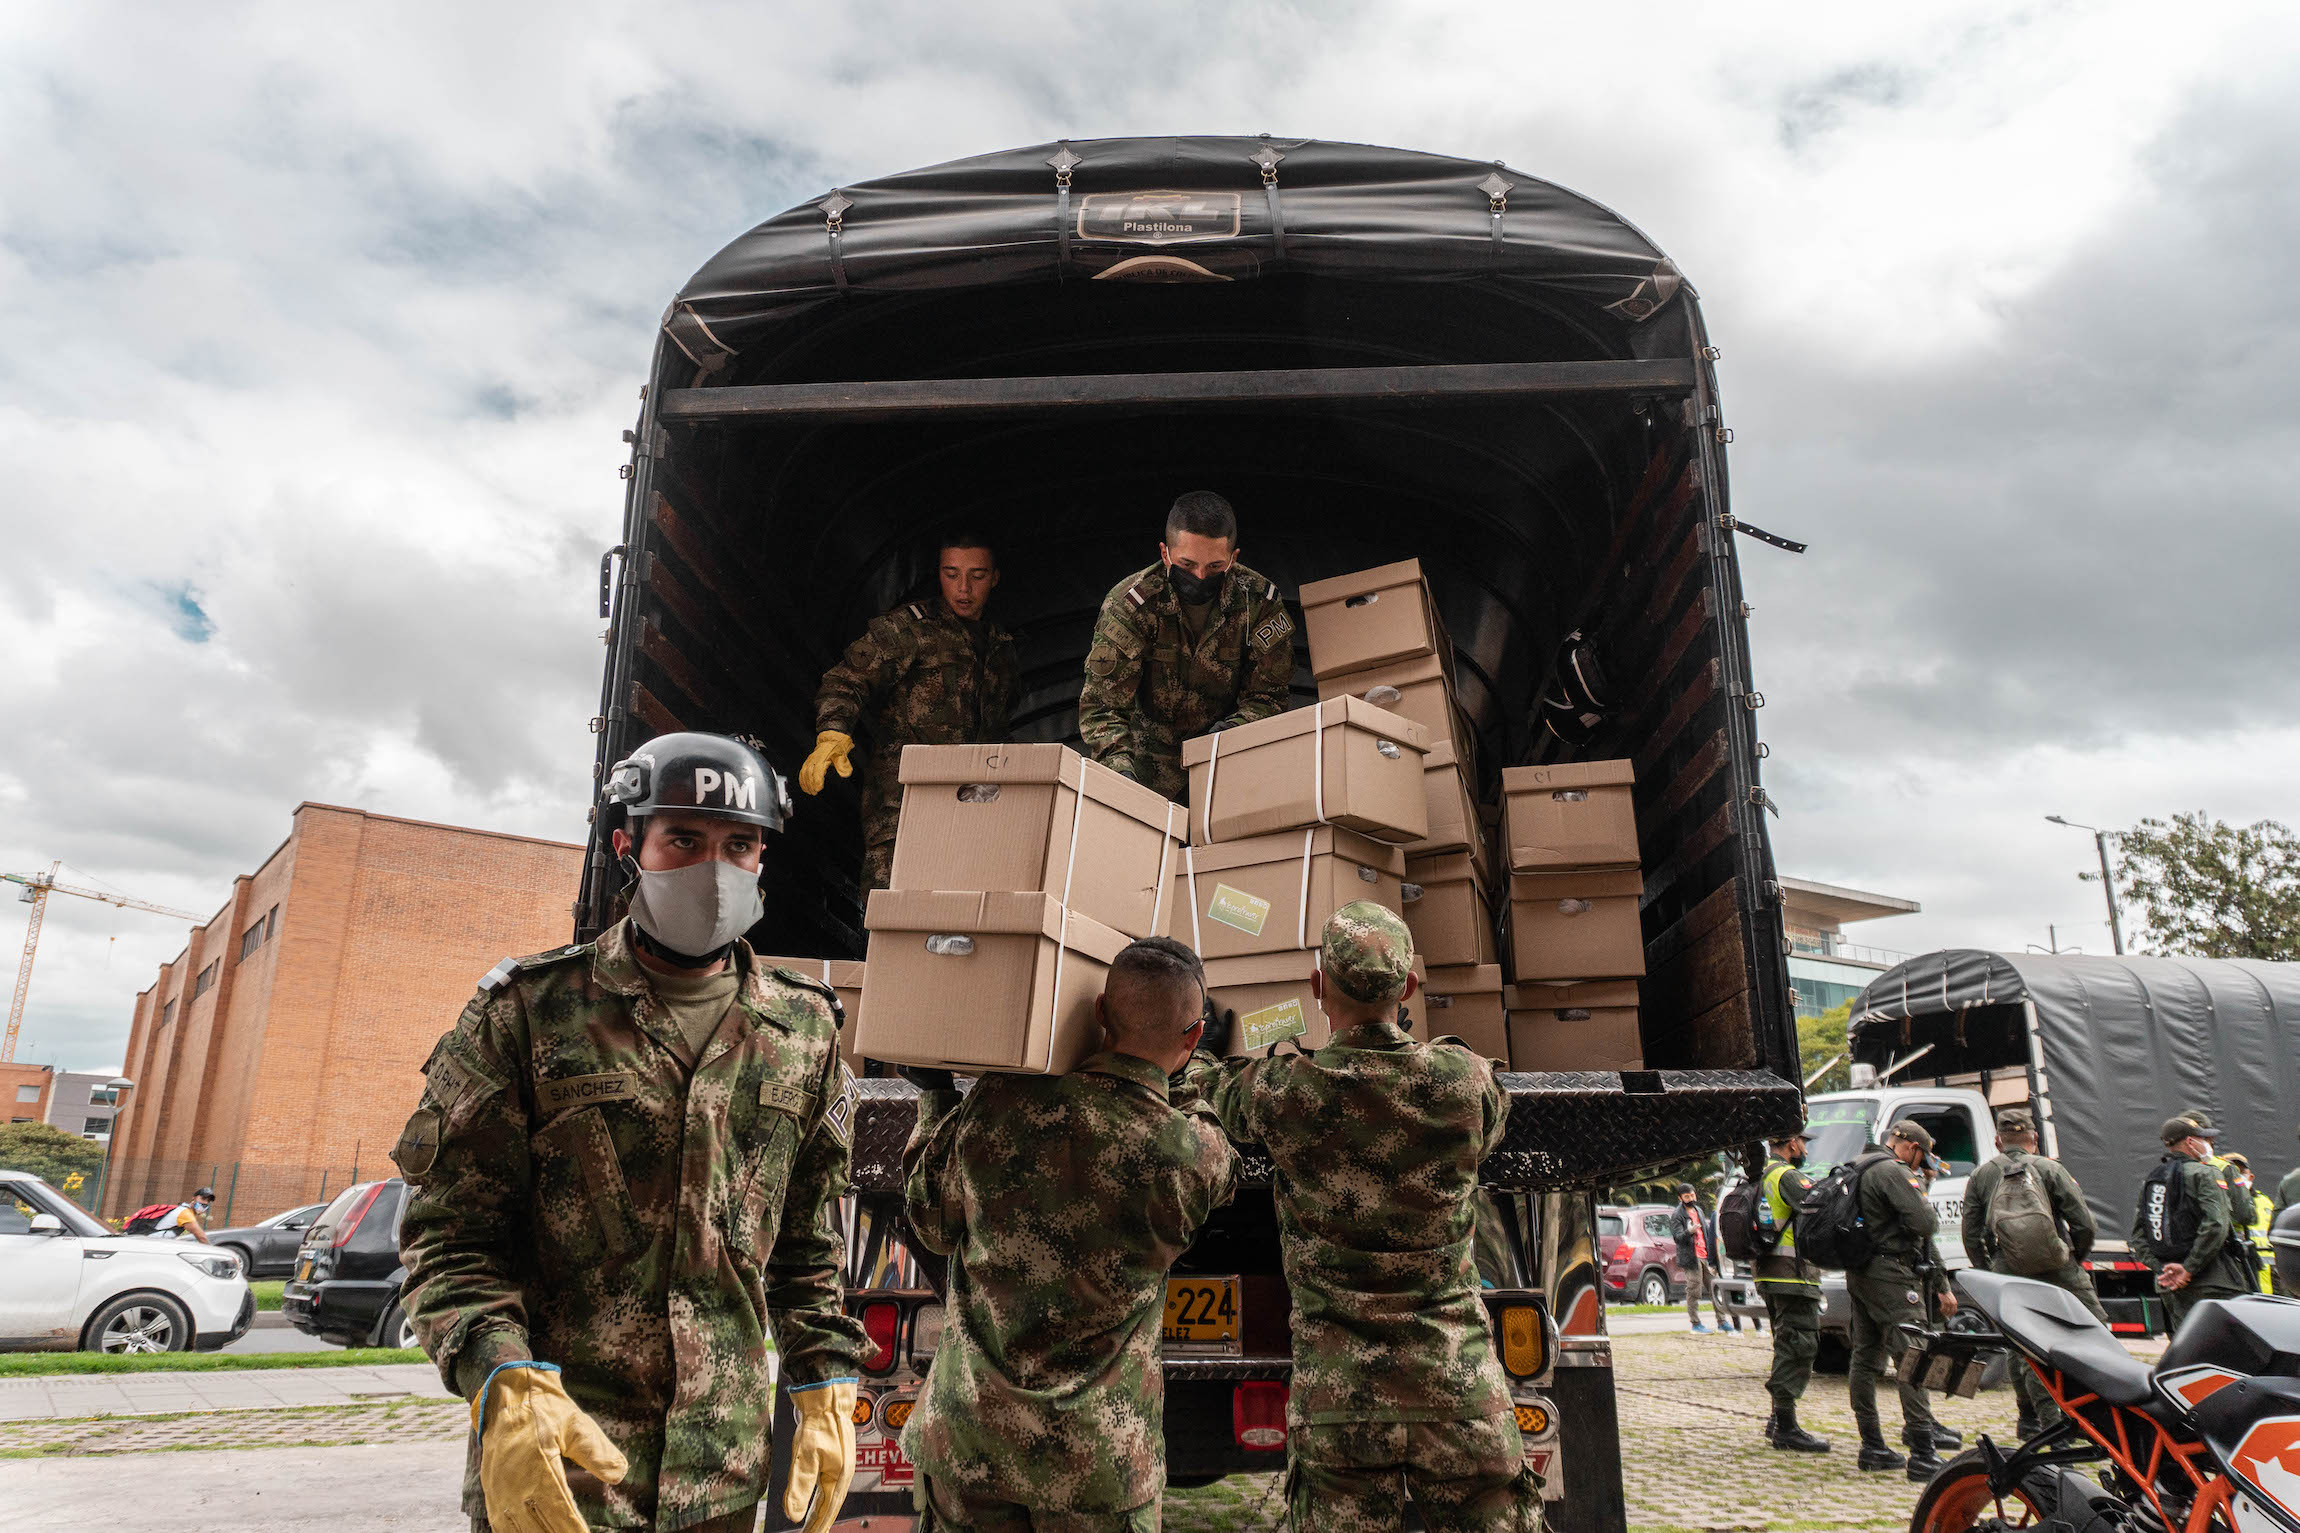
[
  {"xmin": 2251, "ymin": 1191, "xmax": 2276, "ymax": 1292},
  {"xmin": 1762, "ymin": 1161, "xmax": 1800, "ymax": 1259}
]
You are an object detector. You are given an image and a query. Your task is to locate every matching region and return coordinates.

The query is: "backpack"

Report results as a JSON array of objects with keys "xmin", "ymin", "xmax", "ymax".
[
  {"xmin": 1987, "ymin": 1160, "xmax": 2072, "ymax": 1275},
  {"xmin": 1790, "ymin": 1152, "xmax": 1893, "ymax": 1271},
  {"xmin": 1719, "ymin": 1177, "xmax": 1772, "ymax": 1261},
  {"xmin": 2138, "ymin": 1158, "xmax": 2196, "ymax": 1264},
  {"xmin": 121, "ymin": 1203, "xmax": 179, "ymax": 1235}
]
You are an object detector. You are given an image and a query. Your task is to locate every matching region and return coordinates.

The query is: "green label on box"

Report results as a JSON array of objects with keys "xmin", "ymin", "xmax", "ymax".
[
  {"xmin": 1239, "ymin": 998, "xmax": 1308, "ymax": 1050},
  {"xmin": 1205, "ymin": 883, "xmax": 1271, "ymax": 937}
]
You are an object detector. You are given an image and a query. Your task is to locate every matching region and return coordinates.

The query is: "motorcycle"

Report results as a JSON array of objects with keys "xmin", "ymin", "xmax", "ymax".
[{"xmin": 1903, "ymin": 1269, "xmax": 2300, "ymax": 1533}]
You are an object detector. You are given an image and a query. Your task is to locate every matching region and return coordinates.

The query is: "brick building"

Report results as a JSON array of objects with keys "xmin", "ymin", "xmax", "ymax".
[
  {"xmin": 106, "ymin": 804, "xmax": 583, "ymax": 1222},
  {"xmin": 4, "ymin": 1061, "xmax": 53, "ymax": 1125}
]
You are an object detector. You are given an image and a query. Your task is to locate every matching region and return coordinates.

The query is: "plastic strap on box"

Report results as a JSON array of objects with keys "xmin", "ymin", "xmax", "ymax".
[
  {"xmin": 1045, "ymin": 752, "xmax": 1089, "ymax": 1072},
  {"xmin": 1201, "ymin": 729, "xmax": 1222, "ymax": 845},
  {"xmin": 1311, "ymin": 700, "xmax": 1329, "ymax": 825},
  {"xmin": 1185, "ymin": 844, "xmax": 1203, "ymax": 953},
  {"xmin": 1296, "ymin": 826, "xmax": 1316, "ymax": 949},
  {"xmin": 1149, "ymin": 801, "xmax": 1179, "ymax": 935}
]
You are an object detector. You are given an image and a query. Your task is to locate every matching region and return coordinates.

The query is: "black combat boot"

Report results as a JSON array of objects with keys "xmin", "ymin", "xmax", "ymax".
[
  {"xmin": 1904, "ymin": 1423, "xmax": 1962, "ymax": 1451},
  {"xmin": 1761, "ymin": 1409, "xmax": 1780, "ymax": 1444},
  {"xmin": 1904, "ymin": 1444, "xmax": 1947, "ymax": 1482},
  {"xmin": 2014, "ymin": 1413, "xmax": 2041, "ymax": 1441},
  {"xmin": 1855, "ymin": 1432, "xmax": 1907, "ymax": 1473},
  {"xmin": 1770, "ymin": 1404, "xmax": 1831, "ymax": 1453}
]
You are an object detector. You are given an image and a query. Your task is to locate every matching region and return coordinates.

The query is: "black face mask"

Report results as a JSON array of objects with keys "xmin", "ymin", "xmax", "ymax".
[{"xmin": 1166, "ymin": 564, "xmax": 1227, "ymax": 606}]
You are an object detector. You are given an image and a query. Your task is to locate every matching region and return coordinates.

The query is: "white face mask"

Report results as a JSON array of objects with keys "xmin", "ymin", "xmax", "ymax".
[{"xmin": 627, "ymin": 859, "xmax": 764, "ymax": 960}]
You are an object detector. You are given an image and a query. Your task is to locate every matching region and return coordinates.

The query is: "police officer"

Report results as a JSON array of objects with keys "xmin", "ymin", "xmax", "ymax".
[
  {"xmin": 395, "ymin": 733, "xmax": 867, "ymax": 1533},
  {"xmin": 1848, "ymin": 1121, "xmax": 1961, "ymax": 1480},
  {"xmin": 2131, "ymin": 1116, "xmax": 2252, "ymax": 1334},
  {"xmin": 899, "ymin": 937, "xmax": 1239, "ymax": 1530},
  {"xmin": 1077, "ymin": 491, "xmax": 1295, "ymax": 803},
  {"xmin": 1751, "ymin": 1127, "xmax": 1829, "ymax": 1453},
  {"xmin": 1186, "ymin": 902, "xmax": 1540, "ymax": 1530},
  {"xmin": 801, "ymin": 532, "xmax": 1020, "ymax": 891},
  {"xmin": 1959, "ymin": 1108, "xmax": 2104, "ymax": 1438},
  {"xmin": 2221, "ymin": 1151, "xmax": 2276, "ymax": 1293}
]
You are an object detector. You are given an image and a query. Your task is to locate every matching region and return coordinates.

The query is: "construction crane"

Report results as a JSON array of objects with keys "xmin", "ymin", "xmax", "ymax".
[{"xmin": 4, "ymin": 863, "xmax": 200, "ymax": 1063}]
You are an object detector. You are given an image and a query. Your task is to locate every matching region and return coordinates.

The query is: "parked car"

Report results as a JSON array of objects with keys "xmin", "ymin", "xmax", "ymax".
[
  {"xmin": 0, "ymin": 1169, "xmax": 254, "ymax": 1353},
  {"xmin": 279, "ymin": 1178, "xmax": 415, "ymax": 1349},
  {"xmin": 208, "ymin": 1201, "xmax": 326, "ymax": 1279},
  {"xmin": 1598, "ymin": 1203, "xmax": 1684, "ymax": 1305}
]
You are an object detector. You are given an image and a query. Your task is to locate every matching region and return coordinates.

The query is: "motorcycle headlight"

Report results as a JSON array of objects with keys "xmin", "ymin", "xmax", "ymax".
[{"xmin": 179, "ymin": 1250, "xmax": 242, "ymax": 1282}]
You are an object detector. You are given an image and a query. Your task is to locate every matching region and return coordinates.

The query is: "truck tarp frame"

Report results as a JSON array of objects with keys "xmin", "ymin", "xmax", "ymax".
[{"xmin": 1849, "ymin": 949, "xmax": 2300, "ymax": 1237}]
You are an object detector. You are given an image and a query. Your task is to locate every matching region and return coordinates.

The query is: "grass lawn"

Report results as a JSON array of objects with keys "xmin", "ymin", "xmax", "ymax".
[
  {"xmin": 1605, "ymin": 1303, "xmax": 1680, "ymax": 1315},
  {"xmin": 251, "ymin": 1280, "xmax": 284, "ymax": 1312},
  {"xmin": 0, "ymin": 1348, "xmax": 423, "ymax": 1377}
]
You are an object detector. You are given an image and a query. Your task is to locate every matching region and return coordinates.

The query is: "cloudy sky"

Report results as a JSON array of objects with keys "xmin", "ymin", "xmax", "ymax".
[{"xmin": 4, "ymin": 2, "xmax": 2295, "ymax": 1073}]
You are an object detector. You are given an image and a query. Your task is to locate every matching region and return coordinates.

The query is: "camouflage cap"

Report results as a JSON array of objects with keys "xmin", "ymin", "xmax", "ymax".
[{"xmin": 1320, "ymin": 900, "xmax": 1415, "ymax": 1005}]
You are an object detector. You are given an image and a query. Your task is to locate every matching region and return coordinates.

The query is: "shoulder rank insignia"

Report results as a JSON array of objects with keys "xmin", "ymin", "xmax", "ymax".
[
  {"xmin": 769, "ymin": 966, "xmax": 846, "ymax": 1028},
  {"xmin": 906, "ymin": 601, "xmax": 926, "ymax": 620},
  {"xmin": 479, "ymin": 944, "xmax": 585, "ymax": 994},
  {"xmin": 1124, "ymin": 582, "xmax": 1149, "ymax": 609}
]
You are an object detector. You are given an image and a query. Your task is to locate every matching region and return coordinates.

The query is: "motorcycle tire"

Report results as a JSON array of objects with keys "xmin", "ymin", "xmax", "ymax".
[{"xmin": 1909, "ymin": 1448, "xmax": 2127, "ymax": 1533}]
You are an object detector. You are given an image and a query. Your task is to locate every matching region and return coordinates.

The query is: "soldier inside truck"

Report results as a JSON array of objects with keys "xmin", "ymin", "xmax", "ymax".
[{"xmin": 587, "ymin": 137, "xmax": 1811, "ymax": 1533}]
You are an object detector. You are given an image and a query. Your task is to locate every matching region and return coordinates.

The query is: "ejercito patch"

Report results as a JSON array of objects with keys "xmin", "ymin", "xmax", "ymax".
[
  {"xmin": 539, "ymin": 1072, "xmax": 637, "ymax": 1110},
  {"xmin": 760, "ymin": 1081, "xmax": 815, "ymax": 1117}
]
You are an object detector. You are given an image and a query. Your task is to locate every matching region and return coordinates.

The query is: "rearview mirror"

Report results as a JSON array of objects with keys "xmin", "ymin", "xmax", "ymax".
[{"xmin": 28, "ymin": 1214, "xmax": 63, "ymax": 1236}]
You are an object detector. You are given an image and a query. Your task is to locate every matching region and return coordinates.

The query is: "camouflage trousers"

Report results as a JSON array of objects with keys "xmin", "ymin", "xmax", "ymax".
[
  {"xmin": 474, "ymin": 1506, "xmax": 755, "ymax": 1533},
  {"xmin": 1286, "ymin": 1414, "xmax": 1539, "ymax": 1533},
  {"xmin": 860, "ymin": 761, "xmax": 902, "ymax": 892},
  {"xmin": 1997, "ymin": 1262, "xmax": 2106, "ymax": 1430},
  {"xmin": 1758, "ymin": 1286, "xmax": 1821, "ymax": 1407},
  {"xmin": 914, "ymin": 1473, "xmax": 1156, "ymax": 1533}
]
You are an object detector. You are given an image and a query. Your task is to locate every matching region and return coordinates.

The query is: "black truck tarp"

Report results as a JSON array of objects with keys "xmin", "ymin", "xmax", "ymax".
[{"xmin": 1850, "ymin": 950, "xmax": 2300, "ymax": 1236}]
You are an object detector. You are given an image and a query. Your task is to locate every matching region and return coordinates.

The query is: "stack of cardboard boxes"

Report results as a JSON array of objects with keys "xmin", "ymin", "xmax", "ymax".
[
  {"xmin": 1299, "ymin": 561, "xmax": 1507, "ymax": 1063},
  {"xmin": 839, "ymin": 556, "xmax": 1648, "ymax": 1078},
  {"xmin": 1499, "ymin": 760, "xmax": 1644, "ymax": 1071}
]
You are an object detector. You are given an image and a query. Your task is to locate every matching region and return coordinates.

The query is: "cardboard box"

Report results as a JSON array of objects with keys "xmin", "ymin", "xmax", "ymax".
[
  {"xmin": 1508, "ymin": 867, "xmax": 1645, "ymax": 980},
  {"xmin": 1420, "ymin": 963, "xmax": 1506, "ymax": 1062},
  {"xmin": 1299, "ymin": 559, "xmax": 1446, "ymax": 680},
  {"xmin": 1401, "ymin": 851, "xmax": 1497, "ymax": 968},
  {"xmin": 1505, "ymin": 980, "xmax": 1643, "ymax": 1071},
  {"xmin": 893, "ymin": 743, "xmax": 1185, "ymax": 938},
  {"xmin": 1184, "ymin": 698, "xmax": 1430, "ymax": 847},
  {"xmin": 1406, "ymin": 739, "xmax": 1490, "ymax": 876},
  {"xmin": 1502, "ymin": 759, "xmax": 1638, "ymax": 872},
  {"xmin": 1315, "ymin": 653, "xmax": 1466, "ymax": 754},
  {"xmin": 755, "ymin": 955, "xmax": 867, "ymax": 1072},
  {"xmin": 1164, "ymin": 827, "xmax": 1408, "ymax": 962},
  {"xmin": 858, "ymin": 891, "xmax": 1126, "ymax": 1075},
  {"xmin": 1206, "ymin": 949, "xmax": 1431, "ymax": 1058}
]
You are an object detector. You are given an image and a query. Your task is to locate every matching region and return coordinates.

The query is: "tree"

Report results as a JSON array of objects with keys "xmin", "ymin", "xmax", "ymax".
[
  {"xmin": 0, "ymin": 1120, "xmax": 105, "ymax": 1205},
  {"xmin": 1797, "ymin": 1000, "xmax": 1853, "ymax": 1094},
  {"xmin": 2109, "ymin": 813, "xmax": 2300, "ymax": 961}
]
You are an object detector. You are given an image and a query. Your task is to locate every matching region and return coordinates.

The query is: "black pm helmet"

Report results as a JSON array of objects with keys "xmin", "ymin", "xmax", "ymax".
[{"xmin": 602, "ymin": 732, "xmax": 791, "ymax": 839}]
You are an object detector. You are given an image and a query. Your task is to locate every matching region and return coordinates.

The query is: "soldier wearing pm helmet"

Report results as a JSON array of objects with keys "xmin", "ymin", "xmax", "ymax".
[{"xmin": 393, "ymin": 732, "xmax": 866, "ymax": 1533}]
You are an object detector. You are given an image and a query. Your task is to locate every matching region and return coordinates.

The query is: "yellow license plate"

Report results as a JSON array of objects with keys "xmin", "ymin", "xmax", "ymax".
[{"xmin": 1161, "ymin": 1275, "xmax": 1240, "ymax": 1355}]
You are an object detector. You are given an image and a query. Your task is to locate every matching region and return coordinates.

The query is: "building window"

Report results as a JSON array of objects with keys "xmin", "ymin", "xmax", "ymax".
[
  {"xmin": 88, "ymin": 1085, "xmax": 116, "ymax": 1104},
  {"xmin": 240, "ymin": 918, "xmax": 266, "ymax": 960},
  {"xmin": 192, "ymin": 960, "xmax": 220, "ymax": 998},
  {"xmin": 13, "ymin": 1085, "xmax": 39, "ymax": 1104},
  {"xmin": 160, "ymin": 999, "xmax": 177, "ymax": 1028},
  {"xmin": 266, "ymin": 904, "xmax": 279, "ymax": 939},
  {"xmin": 82, "ymin": 1118, "xmax": 110, "ymax": 1135}
]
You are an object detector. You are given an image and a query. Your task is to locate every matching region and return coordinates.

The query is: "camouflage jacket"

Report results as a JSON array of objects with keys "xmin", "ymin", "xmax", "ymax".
[
  {"xmin": 1077, "ymin": 562, "xmax": 1295, "ymax": 802},
  {"xmin": 901, "ymin": 1052, "xmax": 1239, "ymax": 1511},
  {"xmin": 392, "ymin": 921, "xmax": 866, "ymax": 1532},
  {"xmin": 1183, "ymin": 1019, "xmax": 1514, "ymax": 1426},
  {"xmin": 814, "ymin": 598, "xmax": 1020, "ymax": 826}
]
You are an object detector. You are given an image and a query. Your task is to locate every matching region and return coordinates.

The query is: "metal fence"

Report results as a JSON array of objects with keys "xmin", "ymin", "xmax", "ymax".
[{"xmin": 57, "ymin": 1155, "xmax": 387, "ymax": 1227}]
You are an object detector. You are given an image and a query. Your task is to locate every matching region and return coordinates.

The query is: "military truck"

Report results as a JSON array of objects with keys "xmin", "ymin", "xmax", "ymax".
[{"xmin": 579, "ymin": 136, "xmax": 1807, "ymax": 1532}]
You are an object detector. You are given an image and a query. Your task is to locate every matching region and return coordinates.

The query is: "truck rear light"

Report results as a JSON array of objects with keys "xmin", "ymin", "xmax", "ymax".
[
  {"xmin": 1499, "ymin": 1305, "xmax": 1547, "ymax": 1378},
  {"xmin": 1233, "ymin": 1382, "xmax": 1287, "ymax": 1449},
  {"xmin": 860, "ymin": 1301, "xmax": 899, "ymax": 1373},
  {"xmin": 911, "ymin": 1302, "xmax": 944, "ymax": 1364},
  {"xmin": 330, "ymin": 1184, "xmax": 386, "ymax": 1249}
]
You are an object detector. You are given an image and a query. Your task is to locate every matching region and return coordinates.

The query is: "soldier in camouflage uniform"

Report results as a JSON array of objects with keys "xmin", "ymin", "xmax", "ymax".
[
  {"xmin": 1077, "ymin": 491, "xmax": 1295, "ymax": 803},
  {"xmin": 395, "ymin": 734, "xmax": 867, "ymax": 1533},
  {"xmin": 803, "ymin": 534, "xmax": 1019, "ymax": 890},
  {"xmin": 1959, "ymin": 1107, "xmax": 2104, "ymax": 1437},
  {"xmin": 1185, "ymin": 902, "xmax": 1539, "ymax": 1532},
  {"xmin": 899, "ymin": 936, "xmax": 1239, "ymax": 1530}
]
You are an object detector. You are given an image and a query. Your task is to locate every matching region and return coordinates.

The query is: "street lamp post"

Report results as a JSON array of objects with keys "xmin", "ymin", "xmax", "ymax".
[
  {"xmin": 95, "ymin": 1076, "xmax": 134, "ymax": 1222},
  {"xmin": 2045, "ymin": 816, "xmax": 2125, "ymax": 956}
]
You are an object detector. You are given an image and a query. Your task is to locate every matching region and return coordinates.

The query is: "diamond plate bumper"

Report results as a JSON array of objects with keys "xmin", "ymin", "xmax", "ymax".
[{"xmin": 849, "ymin": 1069, "xmax": 1801, "ymax": 1194}]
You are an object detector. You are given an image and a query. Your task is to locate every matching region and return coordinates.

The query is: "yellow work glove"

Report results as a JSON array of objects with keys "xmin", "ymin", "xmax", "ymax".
[
  {"xmin": 782, "ymin": 1378, "xmax": 858, "ymax": 1533},
  {"xmin": 798, "ymin": 731, "xmax": 855, "ymax": 795},
  {"xmin": 471, "ymin": 1362, "xmax": 627, "ymax": 1533}
]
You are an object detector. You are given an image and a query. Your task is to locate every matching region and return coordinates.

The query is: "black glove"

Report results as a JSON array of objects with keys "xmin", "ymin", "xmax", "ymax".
[
  {"xmin": 898, "ymin": 1064, "xmax": 956, "ymax": 1093},
  {"xmin": 1198, "ymin": 997, "xmax": 1235, "ymax": 1056}
]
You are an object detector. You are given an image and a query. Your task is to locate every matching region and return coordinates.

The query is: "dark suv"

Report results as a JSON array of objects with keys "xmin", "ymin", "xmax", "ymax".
[{"xmin": 280, "ymin": 1179, "xmax": 416, "ymax": 1349}]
